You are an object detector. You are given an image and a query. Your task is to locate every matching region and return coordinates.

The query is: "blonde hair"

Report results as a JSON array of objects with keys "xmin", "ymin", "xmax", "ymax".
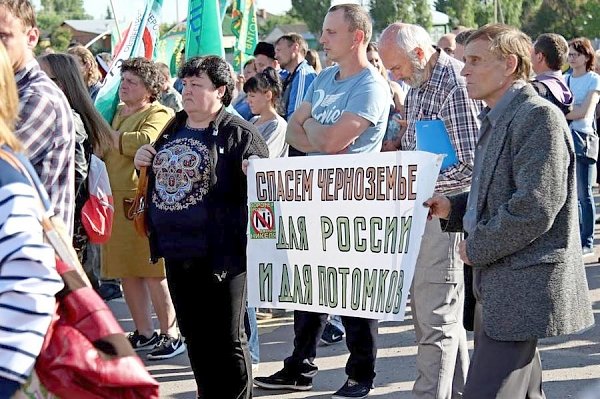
[
  {"xmin": 0, "ymin": 42, "xmax": 21, "ymax": 151},
  {"xmin": 467, "ymin": 24, "xmax": 532, "ymax": 81},
  {"xmin": 67, "ymin": 45, "xmax": 102, "ymax": 87}
]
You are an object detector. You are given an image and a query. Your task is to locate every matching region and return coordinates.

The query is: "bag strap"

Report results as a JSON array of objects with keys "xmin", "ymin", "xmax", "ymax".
[
  {"xmin": 128, "ymin": 166, "xmax": 148, "ymax": 221},
  {"xmin": 0, "ymin": 148, "xmax": 91, "ymax": 286}
]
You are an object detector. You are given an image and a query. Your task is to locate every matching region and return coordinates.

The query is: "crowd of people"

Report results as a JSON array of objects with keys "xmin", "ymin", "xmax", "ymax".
[{"xmin": 0, "ymin": 0, "xmax": 598, "ymax": 398}]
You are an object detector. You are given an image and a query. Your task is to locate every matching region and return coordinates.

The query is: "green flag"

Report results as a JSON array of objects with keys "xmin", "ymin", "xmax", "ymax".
[
  {"xmin": 155, "ymin": 22, "xmax": 186, "ymax": 76},
  {"xmin": 231, "ymin": 0, "xmax": 258, "ymax": 71},
  {"xmin": 186, "ymin": 0, "xmax": 225, "ymax": 58}
]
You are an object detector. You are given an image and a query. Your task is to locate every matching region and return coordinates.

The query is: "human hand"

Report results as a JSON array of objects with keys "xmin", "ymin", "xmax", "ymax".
[
  {"xmin": 242, "ymin": 155, "xmax": 259, "ymax": 176},
  {"xmin": 422, "ymin": 195, "xmax": 451, "ymax": 220},
  {"xmin": 134, "ymin": 144, "xmax": 156, "ymax": 169},
  {"xmin": 458, "ymin": 240, "xmax": 472, "ymax": 265}
]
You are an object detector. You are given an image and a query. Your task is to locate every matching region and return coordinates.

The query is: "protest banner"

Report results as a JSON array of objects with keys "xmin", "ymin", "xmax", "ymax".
[{"xmin": 247, "ymin": 151, "xmax": 442, "ymax": 321}]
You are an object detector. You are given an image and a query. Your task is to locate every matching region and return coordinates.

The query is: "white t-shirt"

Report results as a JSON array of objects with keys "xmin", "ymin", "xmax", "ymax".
[{"xmin": 567, "ymin": 71, "xmax": 600, "ymax": 133}]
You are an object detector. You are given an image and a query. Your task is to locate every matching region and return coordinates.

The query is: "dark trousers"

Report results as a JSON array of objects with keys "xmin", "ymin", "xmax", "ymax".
[
  {"xmin": 165, "ymin": 258, "xmax": 251, "ymax": 399},
  {"xmin": 284, "ymin": 310, "xmax": 378, "ymax": 384},
  {"xmin": 463, "ymin": 302, "xmax": 545, "ymax": 399}
]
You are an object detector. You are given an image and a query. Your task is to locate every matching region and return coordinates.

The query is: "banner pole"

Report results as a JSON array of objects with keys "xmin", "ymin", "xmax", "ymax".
[{"xmin": 109, "ymin": 0, "xmax": 122, "ymax": 41}]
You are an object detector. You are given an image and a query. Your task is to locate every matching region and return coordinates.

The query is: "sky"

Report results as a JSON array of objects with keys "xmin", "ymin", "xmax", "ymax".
[{"xmin": 82, "ymin": 0, "xmax": 293, "ymax": 23}]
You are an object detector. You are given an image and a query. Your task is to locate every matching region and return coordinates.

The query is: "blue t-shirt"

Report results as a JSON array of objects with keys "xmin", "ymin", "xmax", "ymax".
[
  {"xmin": 148, "ymin": 126, "xmax": 213, "ymax": 259},
  {"xmin": 303, "ymin": 65, "xmax": 389, "ymax": 154},
  {"xmin": 566, "ymin": 71, "xmax": 600, "ymax": 133}
]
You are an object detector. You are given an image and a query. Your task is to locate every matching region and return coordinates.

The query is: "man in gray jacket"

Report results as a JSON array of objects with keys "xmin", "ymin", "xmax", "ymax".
[{"xmin": 425, "ymin": 24, "xmax": 594, "ymax": 398}]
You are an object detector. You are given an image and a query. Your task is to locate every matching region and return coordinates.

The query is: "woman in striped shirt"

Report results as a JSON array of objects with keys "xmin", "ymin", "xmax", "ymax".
[{"xmin": 0, "ymin": 42, "xmax": 64, "ymax": 397}]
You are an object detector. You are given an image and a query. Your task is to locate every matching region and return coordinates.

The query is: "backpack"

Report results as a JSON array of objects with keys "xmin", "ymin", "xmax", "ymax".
[
  {"xmin": 81, "ymin": 154, "xmax": 114, "ymax": 243},
  {"xmin": 531, "ymin": 80, "xmax": 573, "ymax": 116}
]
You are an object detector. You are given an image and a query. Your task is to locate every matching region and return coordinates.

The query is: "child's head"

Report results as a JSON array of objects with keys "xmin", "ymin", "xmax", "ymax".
[{"xmin": 243, "ymin": 67, "xmax": 282, "ymax": 114}]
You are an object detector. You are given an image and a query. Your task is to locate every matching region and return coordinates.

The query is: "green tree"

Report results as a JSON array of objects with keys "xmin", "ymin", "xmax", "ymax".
[
  {"xmin": 499, "ymin": 0, "xmax": 524, "ymax": 26},
  {"xmin": 369, "ymin": 0, "xmax": 412, "ymax": 33},
  {"xmin": 290, "ymin": 0, "xmax": 331, "ymax": 39},
  {"xmin": 50, "ymin": 26, "xmax": 72, "ymax": 51},
  {"xmin": 258, "ymin": 13, "xmax": 303, "ymax": 37},
  {"xmin": 522, "ymin": 0, "xmax": 595, "ymax": 39},
  {"xmin": 436, "ymin": 0, "xmax": 476, "ymax": 28},
  {"xmin": 40, "ymin": 0, "xmax": 87, "ymax": 18},
  {"xmin": 413, "ymin": 0, "xmax": 432, "ymax": 31}
]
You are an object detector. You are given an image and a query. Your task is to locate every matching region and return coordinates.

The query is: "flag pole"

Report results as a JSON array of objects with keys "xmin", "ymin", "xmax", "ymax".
[{"xmin": 109, "ymin": 0, "xmax": 123, "ymax": 41}]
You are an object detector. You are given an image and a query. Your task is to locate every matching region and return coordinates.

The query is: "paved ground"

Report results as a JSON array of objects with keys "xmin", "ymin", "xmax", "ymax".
[{"xmin": 108, "ymin": 255, "xmax": 600, "ymax": 399}]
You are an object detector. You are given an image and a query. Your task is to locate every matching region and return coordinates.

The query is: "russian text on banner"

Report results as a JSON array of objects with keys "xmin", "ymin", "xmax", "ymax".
[{"xmin": 247, "ymin": 151, "xmax": 442, "ymax": 322}]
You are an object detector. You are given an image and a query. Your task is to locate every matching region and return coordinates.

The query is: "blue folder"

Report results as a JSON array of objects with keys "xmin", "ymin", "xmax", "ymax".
[{"xmin": 415, "ymin": 119, "xmax": 458, "ymax": 170}]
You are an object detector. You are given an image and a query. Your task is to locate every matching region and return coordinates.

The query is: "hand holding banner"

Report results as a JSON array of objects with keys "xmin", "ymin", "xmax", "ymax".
[{"xmin": 246, "ymin": 151, "xmax": 443, "ymax": 321}]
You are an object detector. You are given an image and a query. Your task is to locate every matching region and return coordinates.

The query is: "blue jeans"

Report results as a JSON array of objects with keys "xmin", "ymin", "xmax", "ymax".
[
  {"xmin": 245, "ymin": 306, "xmax": 260, "ymax": 365},
  {"xmin": 576, "ymin": 158, "xmax": 596, "ymax": 248}
]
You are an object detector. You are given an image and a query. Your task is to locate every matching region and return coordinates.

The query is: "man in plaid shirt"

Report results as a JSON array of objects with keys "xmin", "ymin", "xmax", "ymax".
[
  {"xmin": 380, "ymin": 23, "xmax": 482, "ymax": 399},
  {"xmin": 0, "ymin": 0, "xmax": 75, "ymax": 235}
]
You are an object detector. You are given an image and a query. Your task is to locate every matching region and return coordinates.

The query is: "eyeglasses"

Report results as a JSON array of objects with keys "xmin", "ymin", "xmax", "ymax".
[{"xmin": 568, "ymin": 53, "xmax": 582, "ymax": 59}]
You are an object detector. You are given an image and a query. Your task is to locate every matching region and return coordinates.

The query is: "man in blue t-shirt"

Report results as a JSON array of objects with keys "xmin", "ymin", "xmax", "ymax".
[{"xmin": 253, "ymin": 4, "xmax": 389, "ymax": 399}]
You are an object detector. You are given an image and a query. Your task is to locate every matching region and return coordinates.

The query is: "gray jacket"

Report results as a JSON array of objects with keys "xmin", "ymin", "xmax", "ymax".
[{"xmin": 445, "ymin": 84, "xmax": 594, "ymax": 341}]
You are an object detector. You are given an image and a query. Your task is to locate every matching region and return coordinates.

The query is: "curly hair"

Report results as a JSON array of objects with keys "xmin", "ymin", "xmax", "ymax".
[
  {"xmin": 67, "ymin": 45, "xmax": 101, "ymax": 87},
  {"xmin": 120, "ymin": 58, "xmax": 164, "ymax": 102}
]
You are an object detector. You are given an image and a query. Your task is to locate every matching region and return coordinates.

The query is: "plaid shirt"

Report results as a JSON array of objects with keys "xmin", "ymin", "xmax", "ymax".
[
  {"xmin": 15, "ymin": 60, "xmax": 75, "ymax": 235},
  {"xmin": 403, "ymin": 51, "xmax": 483, "ymax": 194}
]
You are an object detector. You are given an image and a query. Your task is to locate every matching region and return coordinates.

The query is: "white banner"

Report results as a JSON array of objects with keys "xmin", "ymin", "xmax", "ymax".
[{"xmin": 247, "ymin": 151, "xmax": 442, "ymax": 321}]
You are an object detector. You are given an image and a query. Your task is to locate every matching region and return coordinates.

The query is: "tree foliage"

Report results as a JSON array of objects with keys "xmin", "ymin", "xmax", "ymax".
[
  {"xmin": 522, "ymin": 0, "xmax": 600, "ymax": 39},
  {"xmin": 40, "ymin": 0, "xmax": 87, "ymax": 18},
  {"xmin": 258, "ymin": 13, "xmax": 303, "ymax": 37},
  {"xmin": 36, "ymin": 0, "xmax": 89, "ymax": 52},
  {"xmin": 369, "ymin": 0, "xmax": 431, "ymax": 33},
  {"xmin": 290, "ymin": 0, "xmax": 331, "ymax": 39},
  {"xmin": 413, "ymin": 0, "xmax": 432, "ymax": 32}
]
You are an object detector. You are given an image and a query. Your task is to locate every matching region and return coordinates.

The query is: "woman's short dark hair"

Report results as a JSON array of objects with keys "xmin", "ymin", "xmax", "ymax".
[
  {"xmin": 243, "ymin": 67, "xmax": 283, "ymax": 111},
  {"xmin": 120, "ymin": 57, "xmax": 164, "ymax": 102},
  {"xmin": 178, "ymin": 56, "xmax": 235, "ymax": 106},
  {"xmin": 569, "ymin": 37, "xmax": 596, "ymax": 72}
]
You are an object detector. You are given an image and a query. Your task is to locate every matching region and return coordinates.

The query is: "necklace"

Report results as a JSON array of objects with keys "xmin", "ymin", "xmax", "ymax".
[{"xmin": 186, "ymin": 122, "xmax": 208, "ymax": 131}]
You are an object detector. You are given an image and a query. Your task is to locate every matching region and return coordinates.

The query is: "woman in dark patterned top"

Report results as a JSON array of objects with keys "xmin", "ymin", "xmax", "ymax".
[{"xmin": 134, "ymin": 56, "xmax": 268, "ymax": 399}]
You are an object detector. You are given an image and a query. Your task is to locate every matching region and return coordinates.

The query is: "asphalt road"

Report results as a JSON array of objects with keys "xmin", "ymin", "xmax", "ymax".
[{"xmin": 108, "ymin": 257, "xmax": 600, "ymax": 399}]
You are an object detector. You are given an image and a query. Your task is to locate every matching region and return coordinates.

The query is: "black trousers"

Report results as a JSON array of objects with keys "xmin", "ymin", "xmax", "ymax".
[
  {"xmin": 165, "ymin": 258, "xmax": 251, "ymax": 399},
  {"xmin": 284, "ymin": 310, "xmax": 378, "ymax": 384}
]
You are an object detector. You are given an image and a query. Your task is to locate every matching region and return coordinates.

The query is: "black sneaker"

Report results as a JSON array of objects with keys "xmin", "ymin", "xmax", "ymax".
[
  {"xmin": 320, "ymin": 322, "xmax": 344, "ymax": 345},
  {"xmin": 127, "ymin": 330, "xmax": 159, "ymax": 351},
  {"xmin": 331, "ymin": 379, "xmax": 372, "ymax": 399},
  {"xmin": 147, "ymin": 334, "xmax": 186, "ymax": 360},
  {"xmin": 254, "ymin": 360, "xmax": 317, "ymax": 391}
]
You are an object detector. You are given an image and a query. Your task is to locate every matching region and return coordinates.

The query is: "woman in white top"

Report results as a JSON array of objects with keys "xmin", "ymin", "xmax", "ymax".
[
  {"xmin": 244, "ymin": 67, "xmax": 289, "ymax": 158},
  {"xmin": 565, "ymin": 37, "xmax": 600, "ymax": 254}
]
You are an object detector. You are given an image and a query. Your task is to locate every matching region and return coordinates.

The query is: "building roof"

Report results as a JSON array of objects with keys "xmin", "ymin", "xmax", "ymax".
[
  {"xmin": 62, "ymin": 19, "xmax": 116, "ymax": 35},
  {"xmin": 264, "ymin": 23, "xmax": 316, "ymax": 43}
]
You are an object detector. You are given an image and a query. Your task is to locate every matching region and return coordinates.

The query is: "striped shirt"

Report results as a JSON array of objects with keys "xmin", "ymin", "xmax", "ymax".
[
  {"xmin": 403, "ymin": 50, "xmax": 483, "ymax": 194},
  {"xmin": 283, "ymin": 60, "xmax": 317, "ymax": 121},
  {"xmin": 0, "ymin": 159, "xmax": 63, "ymax": 384},
  {"xmin": 15, "ymin": 60, "xmax": 75, "ymax": 235}
]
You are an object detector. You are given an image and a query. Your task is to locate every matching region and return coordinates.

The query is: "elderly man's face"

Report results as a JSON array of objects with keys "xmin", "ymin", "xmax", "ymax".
[
  {"xmin": 461, "ymin": 39, "xmax": 510, "ymax": 106},
  {"xmin": 379, "ymin": 45, "xmax": 428, "ymax": 88}
]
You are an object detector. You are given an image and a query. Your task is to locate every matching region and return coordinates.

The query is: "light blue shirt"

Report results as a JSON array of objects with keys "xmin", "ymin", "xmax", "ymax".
[
  {"xmin": 303, "ymin": 65, "xmax": 390, "ymax": 154},
  {"xmin": 566, "ymin": 71, "xmax": 600, "ymax": 133}
]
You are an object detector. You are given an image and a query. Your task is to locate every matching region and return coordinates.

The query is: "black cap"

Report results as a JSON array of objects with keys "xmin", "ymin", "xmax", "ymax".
[{"xmin": 253, "ymin": 42, "xmax": 275, "ymax": 59}]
